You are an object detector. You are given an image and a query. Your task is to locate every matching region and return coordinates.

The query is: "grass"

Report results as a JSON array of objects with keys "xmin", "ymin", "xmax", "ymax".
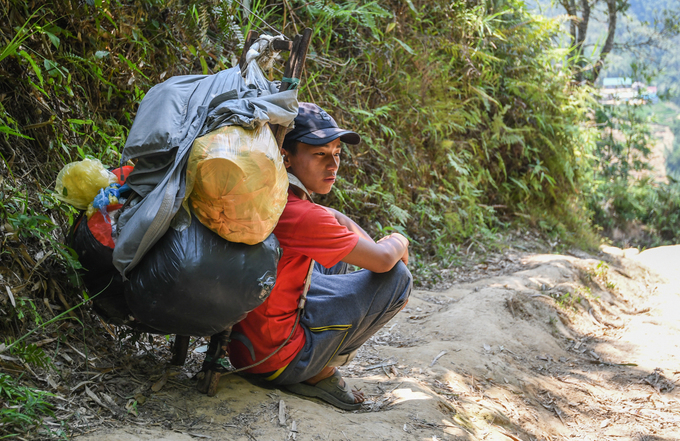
[
  {"xmin": 0, "ymin": 373, "xmax": 60, "ymax": 439},
  {"xmin": 638, "ymin": 101, "xmax": 680, "ymax": 126},
  {"xmin": 553, "ymin": 286, "xmax": 596, "ymax": 311}
]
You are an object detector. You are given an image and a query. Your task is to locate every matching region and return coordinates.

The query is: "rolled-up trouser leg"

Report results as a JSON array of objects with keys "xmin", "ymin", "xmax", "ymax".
[
  {"xmin": 327, "ymin": 348, "xmax": 358, "ymax": 367},
  {"xmin": 269, "ymin": 261, "xmax": 412, "ymax": 386}
]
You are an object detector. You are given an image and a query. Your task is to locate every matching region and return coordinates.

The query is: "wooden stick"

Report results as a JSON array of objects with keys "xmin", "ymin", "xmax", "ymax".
[
  {"xmin": 275, "ymin": 28, "xmax": 312, "ymax": 148},
  {"xmin": 238, "ymin": 30, "xmax": 259, "ymax": 71}
]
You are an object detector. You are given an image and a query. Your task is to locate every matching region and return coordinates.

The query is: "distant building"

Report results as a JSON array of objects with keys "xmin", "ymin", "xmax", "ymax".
[
  {"xmin": 603, "ymin": 77, "xmax": 632, "ymax": 89},
  {"xmin": 598, "ymin": 77, "xmax": 658, "ymax": 105}
]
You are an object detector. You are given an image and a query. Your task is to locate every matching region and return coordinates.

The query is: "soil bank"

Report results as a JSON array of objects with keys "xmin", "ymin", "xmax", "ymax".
[{"xmin": 71, "ymin": 245, "xmax": 680, "ymax": 441}]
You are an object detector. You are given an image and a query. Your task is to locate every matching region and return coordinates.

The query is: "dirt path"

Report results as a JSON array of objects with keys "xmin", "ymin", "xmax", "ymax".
[{"xmin": 71, "ymin": 246, "xmax": 680, "ymax": 441}]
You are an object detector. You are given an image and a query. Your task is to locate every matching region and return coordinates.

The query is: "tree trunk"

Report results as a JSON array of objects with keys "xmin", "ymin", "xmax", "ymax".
[
  {"xmin": 560, "ymin": 0, "xmax": 577, "ymax": 47},
  {"xmin": 574, "ymin": 0, "xmax": 591, "ymax": 82},
  {"xmin": 591, "ymin": 0, "xmax": 617, "ymax": 83}
]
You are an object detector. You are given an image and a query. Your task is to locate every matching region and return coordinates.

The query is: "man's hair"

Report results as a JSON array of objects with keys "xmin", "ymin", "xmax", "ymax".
[{"xmin": 282, "ymin": 137, "xmax": 299, "ymax": 156}]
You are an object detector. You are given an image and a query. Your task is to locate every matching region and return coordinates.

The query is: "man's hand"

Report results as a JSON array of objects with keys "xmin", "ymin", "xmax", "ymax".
[
  {"xmin": 377, "ymin": 233, "xmax": 409, "ymax": 265},
  {"xmin": 344, "ymin": 232, "xmax": 409, "ymax": 273}
]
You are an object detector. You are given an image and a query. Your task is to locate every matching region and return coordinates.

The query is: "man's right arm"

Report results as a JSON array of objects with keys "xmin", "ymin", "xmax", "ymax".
[{"xmin": 342, "ymin": 233, "xmax": 409, "ymax": 273}]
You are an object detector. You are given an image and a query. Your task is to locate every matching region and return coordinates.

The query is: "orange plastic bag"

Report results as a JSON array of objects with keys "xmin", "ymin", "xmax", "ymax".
[{"xmin": 185, "ymin": 124, "xmax": 288, "ymax": 245}]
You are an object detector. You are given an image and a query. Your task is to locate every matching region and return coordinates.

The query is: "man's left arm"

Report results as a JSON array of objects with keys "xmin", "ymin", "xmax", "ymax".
[
  {"xmin": 324, "ymin": 207, "xmax": 373, "ymax": 242},
  {"xmin": 323, "ymin": 206, "xmax": 409, "ymax": 271}
]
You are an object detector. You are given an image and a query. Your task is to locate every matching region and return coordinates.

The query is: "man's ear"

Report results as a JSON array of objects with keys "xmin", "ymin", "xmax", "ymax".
[{"xmin": 281, "ymin": 149, "xmax": 291, "ymax": 168}]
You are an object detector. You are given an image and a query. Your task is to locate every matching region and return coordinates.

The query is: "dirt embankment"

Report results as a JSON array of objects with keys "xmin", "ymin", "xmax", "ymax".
[{"xmin": 66, "ymin": 245, "xmax": 680, "ymax": 441}]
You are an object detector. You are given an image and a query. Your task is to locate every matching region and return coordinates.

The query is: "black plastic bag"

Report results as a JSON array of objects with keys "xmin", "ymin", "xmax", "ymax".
[
  {"xmin": 124, "ymin": 215, "xmax": 279, "ymax": 336},
  {"xmin": 71, "ymin": 214, "xmax": 133, "ymax": 326}
]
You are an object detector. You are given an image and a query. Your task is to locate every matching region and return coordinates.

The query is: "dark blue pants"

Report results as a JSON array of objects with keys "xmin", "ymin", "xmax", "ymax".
[{"xmin": 269, "ymin": 260, "xmax": 412, "ymax": 386}]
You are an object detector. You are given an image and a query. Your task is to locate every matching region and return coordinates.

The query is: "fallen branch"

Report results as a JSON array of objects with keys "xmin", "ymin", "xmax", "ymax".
[{"xmin": 430, "ymin": 350, "xmax": 447, "ymax": 367}]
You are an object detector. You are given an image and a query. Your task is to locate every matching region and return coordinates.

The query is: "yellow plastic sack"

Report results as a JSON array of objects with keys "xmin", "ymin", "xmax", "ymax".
[
  {"xmin": 55, "ymin": 159, "xmax": 118, "ymax": 210},
  {"xmin": 185, "ymin": 124, "xmax": 288, "ymax": 245}
]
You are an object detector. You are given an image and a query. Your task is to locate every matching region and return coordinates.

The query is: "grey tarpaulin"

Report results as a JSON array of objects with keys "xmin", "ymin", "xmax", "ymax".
[{"xmin": 112, "ymin": 64, "xmax": 298, "ymax": 278}]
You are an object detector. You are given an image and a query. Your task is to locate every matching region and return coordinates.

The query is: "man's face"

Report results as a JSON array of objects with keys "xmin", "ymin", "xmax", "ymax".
[{"xmin": 284, "ymin": 138, "xmax": 342, "ymax": 195}]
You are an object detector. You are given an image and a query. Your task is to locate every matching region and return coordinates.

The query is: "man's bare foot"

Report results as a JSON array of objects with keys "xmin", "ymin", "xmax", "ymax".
[
  {"xmin": 303, "ymin": 367, "xmax": 365, "ymax": 403},
  {"xmin": 303, "ymin": 366, "xmax": 335, "ymax": 385}
]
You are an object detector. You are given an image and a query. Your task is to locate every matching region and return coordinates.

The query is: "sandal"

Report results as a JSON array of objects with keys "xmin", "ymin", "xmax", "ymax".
[{"xmin": 284, "ymin": 369, "xmax": 361, "ymax": 410}]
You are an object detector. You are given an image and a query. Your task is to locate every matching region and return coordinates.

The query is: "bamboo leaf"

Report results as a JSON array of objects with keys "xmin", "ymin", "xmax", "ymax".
[
  {"xmin": 470, "ymin": 86, "xmax": 500, "ymax": 107},
  {"xmin": 43, "ymin": 59, "xmax": 66, "ymax": 78},
  {"xmin": 44, "ymin": 31, "xmax": 60, "ymax": 49},
  {"xmin": 19, "ymin": 50, "xmax": 44, "ymax": 86},
  {"xmin": 405, "ymin": 0, "xmax": 418, "ymax": 14},
  {"xmin": 393, "ymin": 37, "xmax": 415, "ymax": 55},
  {"xmin": 0, "ymin": 125, "xmax": 32, "ymax": 140},
  {"xmin": 0, "ymin": 10, "xmax": 41, "ymax": 63},
  {"xmin": 200, "ymin": 56, "xmax": 208, "ymax": 75}
]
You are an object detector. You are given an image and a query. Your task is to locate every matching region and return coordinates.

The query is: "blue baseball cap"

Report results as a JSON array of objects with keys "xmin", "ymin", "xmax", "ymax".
[{"xmin": 286, "ymin": 103, "xmax": 361, "ymax": 145}]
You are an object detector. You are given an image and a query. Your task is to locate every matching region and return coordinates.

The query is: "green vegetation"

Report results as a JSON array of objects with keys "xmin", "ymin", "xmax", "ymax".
[
  {"xmin": 584, "ymin": 100, "xmax": 680, "ymax": 247},
  {"xmin": 532, "ymin": 0, "xmax": 680, "ymax": 103},
  {"xmin": 554, "ymin": 285, "xmax": 593, "ymax": 311},
  {"xmin": 0, "ymin": 0, "xmax": 678, "ymax": 436},
  {"xmin": 1, "ymin": 0, "xmax": 598, "ymax": 260},
  {"xmin": 0, "ymin": 373, "xmax": 60, "ymax": 439},
  {"xmin": 638, "ymin": 101, "xmax": 680, "ymax": 126},
  {"xmin": 664, "ymin": 113, "xmax": 680, "ymax": 177},
  {"xmin": 604, "ymin": 0, "xmax": 680, "ymax": 105},
  {"xmin": 303, "ymin": 1, "xmax": 597, "ymax": 252},
  {"xmin": 528, "ymin": 0, "xmax": 680, "ymax": 248}
]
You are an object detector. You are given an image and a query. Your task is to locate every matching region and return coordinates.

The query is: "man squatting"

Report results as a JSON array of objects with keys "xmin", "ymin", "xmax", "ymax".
[{"xmin": 227, "ymin": 103, "xmax": 413, "ymax": 410}]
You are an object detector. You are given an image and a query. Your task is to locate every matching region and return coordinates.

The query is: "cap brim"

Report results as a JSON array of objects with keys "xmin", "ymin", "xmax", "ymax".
[{"xmin": 298, "ymin": 128, "xmax": 361, "ymax": 145}]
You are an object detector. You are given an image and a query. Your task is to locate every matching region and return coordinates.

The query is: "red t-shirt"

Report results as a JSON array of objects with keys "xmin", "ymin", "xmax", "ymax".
[{"xmin": 228, "ymin": 190, "xmax": 359, "ymax": 373}]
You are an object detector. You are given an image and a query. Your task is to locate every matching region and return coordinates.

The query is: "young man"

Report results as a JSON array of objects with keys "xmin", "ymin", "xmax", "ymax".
[{"xmin": 228, "ymin": 103, "xmax": 412, "ymax": 410}]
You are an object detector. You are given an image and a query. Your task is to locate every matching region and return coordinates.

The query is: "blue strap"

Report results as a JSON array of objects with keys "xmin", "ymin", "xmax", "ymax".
[{"xmin": 282, "ymin": 77, "xmax": 300, "ymax": 89}]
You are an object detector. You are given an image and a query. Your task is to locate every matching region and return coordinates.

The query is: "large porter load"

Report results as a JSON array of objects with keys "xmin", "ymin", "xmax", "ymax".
[{"xmin": 61, "ymin": 30, "xmax": 312, "ymax": 395}]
